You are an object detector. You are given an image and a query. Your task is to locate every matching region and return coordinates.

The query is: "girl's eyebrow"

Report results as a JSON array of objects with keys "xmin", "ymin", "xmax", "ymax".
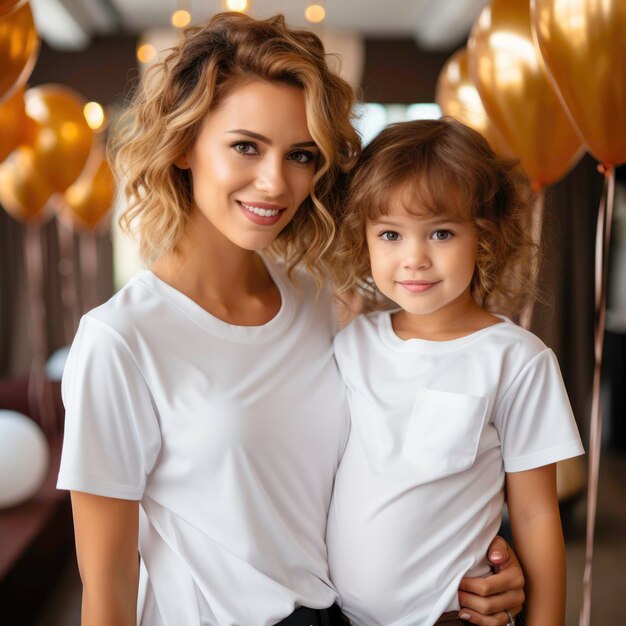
[
  {"xmin": 369, "ymin": 218, "xmax": 402, "ymax": 227},
  {"xmin": 225, "ymin": 129, "xmax": 317, "ymax": 149},
  {"xmin": 427, "ymin": 217, "xmax": 464, "ymax": 226},
  {"xmin": 369, "ymin": 215, "xmax": 463, "ymax": 227}
]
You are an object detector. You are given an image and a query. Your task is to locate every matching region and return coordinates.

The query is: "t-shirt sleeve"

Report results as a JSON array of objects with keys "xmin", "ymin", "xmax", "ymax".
[
  {"xmin": 495, "ymin": 348, "xmax": 584, "ymax": 473},
  {"xmin": 57, "ymin": 315, "xmax": 162, "ymax": 499}
]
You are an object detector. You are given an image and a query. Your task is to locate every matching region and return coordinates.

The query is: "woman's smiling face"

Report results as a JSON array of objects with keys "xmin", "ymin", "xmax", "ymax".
[{"xmin": 179, "ymin": 80, "xmax": 318, "ymax": 251}]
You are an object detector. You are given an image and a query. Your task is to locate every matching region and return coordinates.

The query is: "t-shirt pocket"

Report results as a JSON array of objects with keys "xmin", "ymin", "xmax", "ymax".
[{"xmin": 403, "ymin": 387, "xmax": 490, "ymax": 478}]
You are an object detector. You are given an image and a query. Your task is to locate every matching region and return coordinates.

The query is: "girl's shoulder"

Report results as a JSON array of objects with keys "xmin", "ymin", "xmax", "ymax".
[
  {"xmin": 488, "ymin": 318, "xmax": 551, "ymax": 357},
  {"xmin": 335, "ymin": 307, "xmax": 386, "ymax": 334},
  {"xmin": 333, "ymin": 308, "xmax": 388, "ymax": 358}
]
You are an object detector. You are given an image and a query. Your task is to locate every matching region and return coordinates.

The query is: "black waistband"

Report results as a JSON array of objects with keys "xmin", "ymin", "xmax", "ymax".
[{"xmin": 276, "ymin": 603, "xmax": 347, "ymax": 626}]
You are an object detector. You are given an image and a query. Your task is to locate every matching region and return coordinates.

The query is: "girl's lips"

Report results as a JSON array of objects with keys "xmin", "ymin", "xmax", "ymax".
[{"xmin": 397, "ymin": 281, "xmax": 440, "ymax": 293}]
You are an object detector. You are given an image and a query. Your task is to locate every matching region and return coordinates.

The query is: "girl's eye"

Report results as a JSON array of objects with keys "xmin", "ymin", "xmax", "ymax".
[
  {"xmin": 431, "ymin": 229, "xmax": 453, "ymax": 241},
  {"xmin": 288, "ymin": 150, "xmax": 315, "ymax": 164},
  {"xmin": 232, "ymin": 141, "xmax": 258, "ymax": 156},
  {"xmin": 380, "ymin": 231, "xmax": 401, "ymax": 242}
]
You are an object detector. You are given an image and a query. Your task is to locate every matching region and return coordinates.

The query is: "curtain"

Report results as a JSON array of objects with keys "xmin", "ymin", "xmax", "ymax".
[{"xmin": 0, "ymin": 209, "xmax": 113, "ymax": 378}]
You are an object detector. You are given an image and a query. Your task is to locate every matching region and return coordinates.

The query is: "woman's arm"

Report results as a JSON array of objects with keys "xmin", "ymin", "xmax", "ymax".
[
  {"xmin": 505, "ymin": 463, "xmax": 565, "ymax": 625},
  {"xmin": 71, "ymin": 491, "xmax": 140, "ymax": 626},
  {"xmin": 457, "ymin": 536, "xmax": 525, "ymax": 625}
]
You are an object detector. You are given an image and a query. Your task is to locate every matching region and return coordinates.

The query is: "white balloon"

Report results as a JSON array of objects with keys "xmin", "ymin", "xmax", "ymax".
[
  {"xmin": 0, "ymin": 410, "xmax": 50, "ymax": 509},
  {"xmin": 46, "ymin": 345, "xmax": 70, "ymax": 381}
]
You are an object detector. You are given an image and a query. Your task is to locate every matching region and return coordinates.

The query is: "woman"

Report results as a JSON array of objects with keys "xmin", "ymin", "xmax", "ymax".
[{"xmin": 58, "ymin": 13, "xmax": 524, "ymax": 626}]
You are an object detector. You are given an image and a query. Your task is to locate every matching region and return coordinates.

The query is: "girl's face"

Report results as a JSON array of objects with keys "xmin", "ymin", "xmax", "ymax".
[
  {"xmin": 366, "ymin": 187, "xmax": 478, "ymax": 321},
  {"xmin": 179, "ymin": 80, "xmax": 318, "ymax": 251}
]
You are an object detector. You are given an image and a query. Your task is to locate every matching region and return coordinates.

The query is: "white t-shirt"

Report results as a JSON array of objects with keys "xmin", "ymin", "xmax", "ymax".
[
  {"xmin": 57, "ymin": 261, "xmax": 349, "ymax": 626},
  {"xmin": 327, "ymin": 311, "xmax": 584, "ymax": 626}
]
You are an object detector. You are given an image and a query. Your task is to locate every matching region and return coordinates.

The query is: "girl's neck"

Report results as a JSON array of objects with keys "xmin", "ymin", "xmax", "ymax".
[{"xmin": 391, "ymin": 294, "xmax": 501, "ymax": 342}]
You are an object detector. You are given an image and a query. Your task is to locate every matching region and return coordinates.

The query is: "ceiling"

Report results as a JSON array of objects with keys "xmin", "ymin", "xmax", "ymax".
[{"xmin": 30, "ymin": 0, "xmax": 490, "ymax": 51}]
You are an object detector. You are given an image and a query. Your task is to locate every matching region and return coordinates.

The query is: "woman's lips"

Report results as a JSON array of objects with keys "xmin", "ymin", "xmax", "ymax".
[{"xmin": 238, "ymin": 200, "xmax": 286, "ymax": 225}]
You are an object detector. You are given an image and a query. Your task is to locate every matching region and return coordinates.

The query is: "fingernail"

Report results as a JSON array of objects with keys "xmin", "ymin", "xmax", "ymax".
[
  {"xmin": 458, "ymin": 613, "xmax": 471, "ymax": 620},
  {"xmin": 490, "ymin": 550, "xmax": 504, "ymax": 561}
]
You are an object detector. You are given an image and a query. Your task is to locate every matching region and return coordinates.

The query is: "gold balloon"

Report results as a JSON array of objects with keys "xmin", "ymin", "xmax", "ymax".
[
  {"xmin": 532, "ymin": 0, "xmax": 626, "ymax": 167},
  {"xmin": 468, "ymin": 0, "xmax": 583, "ymax": 188},
  {"xmin": 0, "ymin": 87, "xmax": 26, "ymax": 161},
  {"xmin": 24, "ymin": 84, "xmax": 94, "ymax": 192},
  {"xmin": 62, "ymin": 153, "xmax": 115, "ymax": 230},
  {"xmin": 0, "ymin": 144, "xmax": 55, "ymax": 222},
  {"xmin": 435, "ymin": 47, "xmax": 513, "ymax": 159},
  {"xmin": 0, "ymin": 2, "xmax": 39, "ymax": 103},
  {"xmin": 0, "ymin": 1, "xmax": 26, "ymax": 16}
]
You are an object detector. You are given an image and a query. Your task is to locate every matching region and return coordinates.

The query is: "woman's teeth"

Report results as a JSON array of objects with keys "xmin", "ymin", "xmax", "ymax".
[{"xmin": 240, "ymin": 202, "xmax": 281, "ymax": 217}]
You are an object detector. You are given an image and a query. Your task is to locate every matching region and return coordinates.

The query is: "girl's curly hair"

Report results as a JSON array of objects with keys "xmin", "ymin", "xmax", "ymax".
[
  {"xmin": 333, "ymin": 118, "xmax": 539, "ymax": 318},
  {"xmin": 111, "ymin": 12, "xmax": 360, "ymax": 284}
]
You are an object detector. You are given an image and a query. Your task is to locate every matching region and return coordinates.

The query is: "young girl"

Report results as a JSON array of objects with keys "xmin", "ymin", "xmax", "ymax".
[
  {"xmin": 327, "ymin": 119, "xmax": 584, "ymax": 626},
  {"xmin": 57, "ymin": 14, "xmax": 524, "ymax": 625}
]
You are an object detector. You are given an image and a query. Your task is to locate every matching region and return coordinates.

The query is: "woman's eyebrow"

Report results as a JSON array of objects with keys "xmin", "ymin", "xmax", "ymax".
[{"xmin": 225, "ymin": 129, "xmax": 317, "ymax": 149}]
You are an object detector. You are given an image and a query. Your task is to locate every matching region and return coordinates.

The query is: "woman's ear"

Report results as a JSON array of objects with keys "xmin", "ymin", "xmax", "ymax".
[{"xmin": 174, "ymin": 153, "xmax": 190, "ymax": 169}]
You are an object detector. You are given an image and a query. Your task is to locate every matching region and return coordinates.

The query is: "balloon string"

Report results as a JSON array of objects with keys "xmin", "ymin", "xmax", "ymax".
[
  {"xmin": 56, "ymin": 216, "xmax": 80, "ymax": 344},
  {"xmin": 519, "ymin": 189, "xmax": 544, "ymax": 329},
  {"xmin": 579, "ymin": 166, "xmax": 615, "ymax": 626},
  {"xmin": 80, "ymin": 231, "xmax": 99, "ymax": 314},
  {"xmin": 25, "ymin": 222, "xmax": 57, "ymax": 437}
]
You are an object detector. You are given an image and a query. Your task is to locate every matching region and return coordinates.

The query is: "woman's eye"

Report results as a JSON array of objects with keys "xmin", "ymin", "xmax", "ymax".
[
  {"xmin": 232, "ymin": 142, "xmax": 258, "ymax": 156},
  {"xmin": 288, "ymin": 150, "xmax": 315, "ymax": 164},
  {"xmin": 432, "ymin": 229, "xmax": 453, "ymax": 241},
  {"xmin": 380, "ymin": 231, "xmax": 400, "ymax": 242}
]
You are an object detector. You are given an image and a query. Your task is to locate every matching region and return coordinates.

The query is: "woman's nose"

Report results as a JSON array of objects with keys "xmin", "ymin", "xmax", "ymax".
[{"xmin": 255, "ymin": 156, "xmax": 288, "ymax": 198}]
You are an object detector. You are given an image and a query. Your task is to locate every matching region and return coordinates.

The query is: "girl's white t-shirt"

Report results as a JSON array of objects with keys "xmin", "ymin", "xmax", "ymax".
[
  {"xmin": 57, "ymin": 262, "xmax": 349, "ymax": 626},
  {"xmin": 327, "ymin": 311, "xmax": 584, "ymax": 626}
]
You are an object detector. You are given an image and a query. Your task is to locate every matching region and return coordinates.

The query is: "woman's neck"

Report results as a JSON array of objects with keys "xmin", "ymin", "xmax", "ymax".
[{"xmin": 149, "ymin": 211, "xmax": 281, "ymax": 325}]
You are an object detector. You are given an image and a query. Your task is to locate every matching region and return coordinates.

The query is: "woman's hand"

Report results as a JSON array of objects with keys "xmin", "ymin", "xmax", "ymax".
[{"xmin": 456, "ymin": 536, "xmax": 525, "ymax": 625}]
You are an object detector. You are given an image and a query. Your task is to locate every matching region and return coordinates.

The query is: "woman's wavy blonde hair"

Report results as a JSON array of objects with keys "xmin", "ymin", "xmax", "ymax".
[
  {"xmin": 333, "ymin": 118, "xmax": 539, "ymax": 318},
  {"xmin": 112, "ymin": 12, "xmax": 360, "ymax": 283}
]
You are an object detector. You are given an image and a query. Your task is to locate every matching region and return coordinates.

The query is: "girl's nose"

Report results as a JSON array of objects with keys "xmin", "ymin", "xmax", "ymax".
[{"xmin": 403, "ymin": 244, "xmax": 431, "ymax": 270}]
